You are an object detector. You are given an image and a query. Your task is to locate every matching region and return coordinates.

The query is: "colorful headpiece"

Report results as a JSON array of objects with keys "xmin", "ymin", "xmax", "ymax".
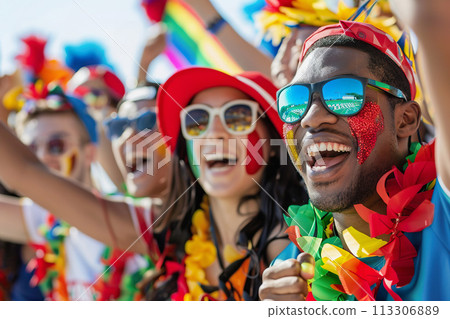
[
  {"xmin": 20, "ymin": 82, "xmax": 98, "ymax": 143},
  {"xmin": 255, "ymin": 0, "xmax": 401, "ymax": 46}
]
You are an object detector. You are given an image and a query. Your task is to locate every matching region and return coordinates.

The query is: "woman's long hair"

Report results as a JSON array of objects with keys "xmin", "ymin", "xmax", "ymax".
[{"xmin": 152, "ymin": 115, "xmax": 308, "ymax": 300}]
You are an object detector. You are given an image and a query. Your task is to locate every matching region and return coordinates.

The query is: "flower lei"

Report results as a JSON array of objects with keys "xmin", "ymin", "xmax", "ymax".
[
  {"xmin": 168, "ymin": 197, "xmax": 248, "ymax": 301},
  {"xmin": 27, "ymin": 215, "xmax": 70, "ymax": 300},
  {"xmin": 95, "ymin": 196, "xmax": 161, "ymax": 301},
  {"xmin": 285, "ymin": 141, "xmax": 436, "ymax": 301},
  {"xmin": 95, "ymin": 247, "xmax": 154, "ymax": 301}
]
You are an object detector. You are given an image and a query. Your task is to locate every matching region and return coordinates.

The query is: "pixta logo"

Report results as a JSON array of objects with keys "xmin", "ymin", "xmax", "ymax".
[{"xmin": 125, "ymin": 129, "xmax": 172, "ymax": 176}]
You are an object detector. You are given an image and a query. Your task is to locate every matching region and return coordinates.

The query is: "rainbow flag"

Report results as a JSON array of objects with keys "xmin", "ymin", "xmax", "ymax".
[{"xmin": 142, "ymin": 0, "xmax": 242, "ymax": 74}]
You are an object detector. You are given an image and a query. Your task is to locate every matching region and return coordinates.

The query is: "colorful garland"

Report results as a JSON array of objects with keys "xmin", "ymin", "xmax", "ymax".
[
  {"xmin": 27, "ymin": 215, "xmax": 70, "ymax": 300},
  {"xmin": 164, "ymin": 197, "xmax": 249, "ymax": 301},
  {"xmin": 95, "ymin": 247, "xmax": 154, "ymax": 301},
  {"xmin": 285, "ymin": 141, "xmax": 436, "ymax": 301}
]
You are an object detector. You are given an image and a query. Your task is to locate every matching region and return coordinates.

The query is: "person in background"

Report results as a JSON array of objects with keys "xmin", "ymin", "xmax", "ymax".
[
  {"xmin": 67, "ymin": 65, "xmax": 126, "ymax": 193},
  {"xmin": 0, "ymin": 84, "xmax": 105, "ymax": 300}
]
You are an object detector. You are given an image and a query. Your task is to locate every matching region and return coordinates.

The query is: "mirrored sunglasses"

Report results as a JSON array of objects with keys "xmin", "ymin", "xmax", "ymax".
[{"xmin": 277, "ymin": 75, "xmax": 407, "ymax": 124}]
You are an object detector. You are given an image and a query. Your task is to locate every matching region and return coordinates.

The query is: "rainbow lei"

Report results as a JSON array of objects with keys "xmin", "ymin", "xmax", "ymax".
[
  {"xmin": 285, "ymin": 141, "xmax": 436, "ymax": 301},
  {"xmin": 95, "ymin": 247, "xmax": 154, "ymax": 301},
  {"xmin": 27, "ymin": 215, "xmax": 70, "ymax": 300}
]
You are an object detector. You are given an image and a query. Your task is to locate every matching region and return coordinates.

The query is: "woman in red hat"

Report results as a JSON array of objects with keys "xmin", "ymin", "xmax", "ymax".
[{"xmin": 143, "ymin": 67, "xmax": 308, "ymax": 301}]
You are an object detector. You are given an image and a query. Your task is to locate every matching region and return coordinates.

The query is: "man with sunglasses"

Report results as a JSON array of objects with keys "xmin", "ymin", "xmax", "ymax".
[
  {"xmin": 259, "ymin": 19, "xmax": 449, "ymax": 301},
  {"xmin": 104, "ymin": 84, "xmax": 171, "ymax": 198}
]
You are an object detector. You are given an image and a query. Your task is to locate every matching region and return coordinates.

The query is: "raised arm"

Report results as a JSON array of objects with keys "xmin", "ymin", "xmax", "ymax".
[
  {"xmin": 0, "ymin": 123, "xmax": 147, "ymax": 254},
  {"xmin": 0, "ymin": 195, "xmax": 28, "ymax": 244},
  {"xmin": 390, "ymin": 0, "xmax": 450, "ymax": 188},
  {"xmin": 137, "ymin": 23, "xmax": 167, "ymax": 86},
  {"xmin": 183, "ymin": 0, "xmax": 272, "ymax": 78}
]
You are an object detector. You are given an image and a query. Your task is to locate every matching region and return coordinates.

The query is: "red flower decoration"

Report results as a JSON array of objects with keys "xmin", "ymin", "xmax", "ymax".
[
  {"xmin": 165, "ymin": 260, "xmax": 188, "ymax": 301},
  {"xmin": 354, "ymin": 141, "xmax": 436, "ymax": 299},
  {"xmin": 97, "ymin": 249, "xmax": 133, "ymax": 301},
  {"xmin": 266, "ymin": 0, "xmax": 294, "ymax": 10},
  {"xmin": 26, "ymin": 243, "xmax": 55, "ymax": 287}
]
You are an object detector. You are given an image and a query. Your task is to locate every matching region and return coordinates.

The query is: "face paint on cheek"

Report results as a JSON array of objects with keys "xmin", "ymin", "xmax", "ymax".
[
  {"xmin": 155, "ymin": 140, "xmax": 167, "ymax": 157},
  {"xmin": 283, "ymin": 124, "xmax": 302, "ymax": 170},
  {"xmin": 245, "ymin": 131, "xmax": 263, "ymax": 175},
  {"xmin": 60, "ymin": 150, "xmax": 78, "ymax": 177},
  {"xmin": 348, "ymin": 101, "xmax": 384, "ymax": 165},
  {"xmin": 186, "ymin": 139, "xmax": 201, "ymax": 178}
]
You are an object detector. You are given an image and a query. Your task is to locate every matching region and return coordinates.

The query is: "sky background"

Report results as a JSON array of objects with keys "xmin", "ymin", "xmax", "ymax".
[{"xmin": 0, "ymin": 0, "xmax": 261, "ymax": 88}]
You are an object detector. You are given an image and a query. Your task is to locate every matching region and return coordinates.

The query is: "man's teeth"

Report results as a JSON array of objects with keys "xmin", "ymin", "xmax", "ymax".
[
  {"xmin": 311, "ymin": 165, "xmax": 326, "ymax": 172},
  {"xmin": 306, "ymin": 142, "xmax": 351, "ymax": 157}
]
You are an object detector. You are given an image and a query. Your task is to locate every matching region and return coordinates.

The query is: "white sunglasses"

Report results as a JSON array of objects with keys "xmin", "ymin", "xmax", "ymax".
[{"xmin": 180, "ymin": 99, "xmax": 260, "ymax": 139}]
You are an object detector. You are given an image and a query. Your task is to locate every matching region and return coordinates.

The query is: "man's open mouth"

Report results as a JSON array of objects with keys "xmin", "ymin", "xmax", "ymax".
[{"xmin": 305, "ymin": 142, "xmax": 351, "ymax": 172}]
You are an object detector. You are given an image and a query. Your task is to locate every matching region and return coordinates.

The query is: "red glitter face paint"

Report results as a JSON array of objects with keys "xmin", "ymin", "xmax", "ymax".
[
  {"xmin": 245, "ymin": 131, "xmax": 263, "ymax": 175},
  {"xmin": 348, "ymin": 101, "xmax": 384, "ymax": 164}
]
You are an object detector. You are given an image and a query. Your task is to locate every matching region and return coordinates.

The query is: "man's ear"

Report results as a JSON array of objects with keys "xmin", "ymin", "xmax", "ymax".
[{"xmin": 395, "ymin": 100, "xmax": 422, "ymax": 138}]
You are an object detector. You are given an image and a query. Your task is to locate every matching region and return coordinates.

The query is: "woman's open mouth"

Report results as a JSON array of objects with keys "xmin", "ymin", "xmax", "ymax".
[{"xmin": 204, "ymin": 153, "xmax": 238, "ymax": 171}]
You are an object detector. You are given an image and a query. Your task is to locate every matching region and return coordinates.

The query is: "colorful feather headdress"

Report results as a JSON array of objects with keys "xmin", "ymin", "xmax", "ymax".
[{"xmin": 3, "ymin": 35, "xmax": 74, "ymax": 112}]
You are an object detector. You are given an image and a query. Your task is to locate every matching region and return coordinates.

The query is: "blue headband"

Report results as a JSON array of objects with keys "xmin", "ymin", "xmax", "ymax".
[{"xmin": 65, "ymin": 95, "xmax": 98, "ymax": 144}]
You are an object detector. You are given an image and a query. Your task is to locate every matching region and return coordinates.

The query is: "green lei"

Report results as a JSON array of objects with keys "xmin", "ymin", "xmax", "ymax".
[{"xmin": 284, "ymin": 203, "xmax": 348, "ymax": 300}]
